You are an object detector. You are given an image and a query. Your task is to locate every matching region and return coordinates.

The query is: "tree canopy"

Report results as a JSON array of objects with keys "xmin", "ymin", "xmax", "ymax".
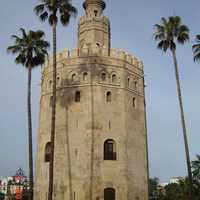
[
  {"xmin": 154, "ymin": 16, "xmax": 189, "ymax": 52},
  {"xmin": 7, "ymin": 28, "xmax": 49, "ymax": 68}
]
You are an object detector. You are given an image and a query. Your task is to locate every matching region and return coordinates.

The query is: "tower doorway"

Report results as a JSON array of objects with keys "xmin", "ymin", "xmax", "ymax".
[{"xmin": 104, "ymin": 188, "xmax": 115, "ymax": 200}]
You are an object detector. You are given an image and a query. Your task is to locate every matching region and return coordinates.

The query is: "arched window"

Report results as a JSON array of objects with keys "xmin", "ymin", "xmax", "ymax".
[
  {"xmin": 83, "ymin": 72, "xmax": 88, "ymax": 81},
  {"xmin": 104, "ymin": 188, "xmax": 115, "ymax": 200},
  {"xmin": 96, "ymin": 43, "xmax": 100, "ymax": 48},
  {"xmin": 112, "ymin": 74, "xmax": 117, "ymax": 83},
  {"xmin": 133, "ymin": 97, "xmax": 136, "ymax": 108},
  {"xmin": 104, "ymin": 139, "xmax": 116, "ymax": 160},
  {"xmin": 72, "ymin": 73, "xmax": 76, "ymax": 82},
  {"xmin": 94, "ymin": 10, "xmax": 98, "ymax": 17},
  {"xmin": 106, "ymin": 92, "xmax": 111, "ymax": 102},
  {"xmin": 75, "ymin": 91, "xmax": 81, "ymax": 102},
  {"xmin": 101, "ymin": 73, "xmax": 106, "ymax": 81},
  {"xmin": 44, "ymin": 142, "xmax": 51, "ymax": 162}
]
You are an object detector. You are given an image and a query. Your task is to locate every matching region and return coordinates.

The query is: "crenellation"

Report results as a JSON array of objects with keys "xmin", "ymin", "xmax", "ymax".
[
  {"xmin": 138, "ymin": 61, "xmax": 144, "ymax": 70},
  {"xmin": 70, "ymin": 48, "xmax": 79, "ymax": 57},
  {"xmin": 126, "ymin": 54, "xmax": 132, "ymax": 64},
  {"xmin": 118, "ymin": 50, "xmax": 126, "ymax": 60},
  {"xmin": 44, "ymin": 47, "xmax": 142, "ymax": 71}
]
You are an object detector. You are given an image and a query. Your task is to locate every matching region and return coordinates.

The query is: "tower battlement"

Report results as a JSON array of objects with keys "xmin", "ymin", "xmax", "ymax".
[{"xmin": 44, "ymin": 48, "xmax": 143, "ymax": 70}]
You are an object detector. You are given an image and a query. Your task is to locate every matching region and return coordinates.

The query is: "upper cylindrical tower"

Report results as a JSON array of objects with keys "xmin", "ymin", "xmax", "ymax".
[{"xmin": 78, "ymin": 0, "xmax": 110, "ymax": 50}]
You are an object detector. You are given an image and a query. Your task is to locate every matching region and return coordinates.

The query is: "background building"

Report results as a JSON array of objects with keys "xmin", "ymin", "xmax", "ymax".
[{"xmin": 0, "ymin": 168, "xmax": 28, "ymax": 200}]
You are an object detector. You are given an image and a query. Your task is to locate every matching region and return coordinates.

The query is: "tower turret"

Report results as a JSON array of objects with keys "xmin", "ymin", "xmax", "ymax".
[
  {"xmin": 83, "ymin": 0, "xmax": 106, "ymax": 17},
  {"xmin": 78, "ymin": 0, "xmax": 110, "ymax": 49}
]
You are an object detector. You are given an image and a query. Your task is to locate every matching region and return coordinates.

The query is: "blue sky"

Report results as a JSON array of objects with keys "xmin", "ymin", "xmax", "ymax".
[{"xmin": 0, "ymin": 0, "xmax": 200, "ymax": 182}]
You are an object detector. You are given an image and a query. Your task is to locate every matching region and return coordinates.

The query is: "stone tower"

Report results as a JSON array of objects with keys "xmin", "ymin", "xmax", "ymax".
[{"xmin": 34, "ymin": 0, "xmax": 149, "ymax": 200}]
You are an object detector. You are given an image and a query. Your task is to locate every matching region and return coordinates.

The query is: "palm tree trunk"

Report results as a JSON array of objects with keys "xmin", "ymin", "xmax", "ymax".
[
  {"xmin": 48, "ymin": 20, "xmax": 57, "ymax": 200},
  {"xmin": 142, "ymin": 76, "xmax": 150, "ymax": 199},
  {"xmin": 89, "ymin": 65, "xmax": 95, "ymax": 200},
  {"xmin": 171, "ymin": 48, "xmax": 193, "ymax": 200},
  {"xmin": 27, "ymin": 65, "xmax": 33, "ymax": 200},
  {"xmin": 65, "ymin": 106, "xmax": 73, "ymax": 200}
]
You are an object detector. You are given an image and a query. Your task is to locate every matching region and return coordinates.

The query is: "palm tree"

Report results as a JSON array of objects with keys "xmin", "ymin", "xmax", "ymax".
[
  {"xmin": 7, "ymin": 28, "xmax": 49, "ymax": 200},
  {"xmin": 34, "ymin": 1, "xmax": 77, "ymax": 200},
  {"xmin": 192, "ymin": 155, "xmax": 200, "ymax": 182},
  {"xmin": 192, "ymin": 35, "xmax": 200, "ymax": 62},
  {"xmin": 153, "ymin": 16, "xmax": 193, "ymax": 199}
]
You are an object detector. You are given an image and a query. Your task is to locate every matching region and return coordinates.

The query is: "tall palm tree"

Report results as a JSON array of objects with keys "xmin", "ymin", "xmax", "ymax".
[
  {"xmin": 153, "ymin": 16, "xmax": 193, "ymax": 199},
  {"xmin": 192, "ymin": 35, "xmax": 200, "ymax": 62},
  {"xmin": 34, "ymin": 1, "xmax": 77, "ymax": 200},
  {"xmin": 192, "ymin": 155, "xmax": 200, "ymax": 182},
  {"xmin": 7, "ymin": 28, "xmax": 49, "ymax": 200}
]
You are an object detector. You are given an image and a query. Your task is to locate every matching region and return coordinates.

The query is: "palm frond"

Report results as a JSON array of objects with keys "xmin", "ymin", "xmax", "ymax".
[
  {"xmin": 34, "ymin": 4, "xmax": 45, "ymax": 15},
  {"xmin": 8, "ymin": 28, "xmax": 49, "ymax": 68},
  {"xmin": 154, "ymin": 32, "xmax": 165, "ymax": 41},
  {"xmin": 19, "ymin": 28, "xmax": 27, "ymax": 39},
  {"xmin": 161, "ymin": 17, "xmax": 167, "ymax": 26},
  {"xmin": 40, "ymin": 11, "xmax": 49, "ymax": 22},
  {"xmin": 157, "ymin": 40, "xmax": 170, "ymax": 52},
  {"xmin": 35, "ymin": 0, "xmax": 77, "ymax": 26},
  {"xmin": 177, "ymin": 33, "xmax": 189, "ymax": 44},
  {"xmin": 195, "ymin": 35, "xmax": 200, "ymax": 42},
  {"xmin": 59, "ymin": 1, "xmax": 77, "ymax": 25},
  {"xmin": 60, "ymin": 12, "xmax": 70, "ymax": 26},
  {"xmin": 193, "ymin": 53, "xmax": 200, "ymax": 62},
  {"xmin": 153, "ymin": 16, "xmax": 189, "ymax": 52},
  {"xmin": 7, "ymin": 45, "xmax": 22, "ymax": 54},
  {"xmin": 35, "ymin": 30, "xmax": 45, "ymax": 38},
  {"xmin": 193, "ymin": 35, "xmax": 200, "ymax": 62},
  {"xmin": 177, "ymin": 24, "xmax": 189, "ymax": 44},
  {"xmin": 15, "ymin": 54, "xmax": 26, "ymax": 66},
  {"xmin": 10, "ymin": 34, "xmax": 21, "ymax": 40}
]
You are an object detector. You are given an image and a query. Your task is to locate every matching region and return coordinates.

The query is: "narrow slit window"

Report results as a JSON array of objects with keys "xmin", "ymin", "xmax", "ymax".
[
  {"xmin": 75, "ymin": 91, "xmax": 81, "ymax": 102},
  {"xmin": 72, "ymin": 73, "xmax": 76, "ymax": 82},
  {"xmin": 109, "ymin": 121, "xmax": 111, "ymax": 130},
  {"xmin": 106, "ymin": 91, "xmax": 111, "ymax": 102},
  {"xmin": 134, "ymin": 81, "xmax": 138, "ymax": 90},
  {"xmin": 49, "ymin": 80, "xmax": 52, "ymax": 88},
  {"xmin": 50, "ymin": 96, "xmax": 53, "ymax": 106},
  {"xmin": 127, "ymin": 78, "xmax": 130, "ymax": 87},
  {"xmin": 101, "ymin": 73, "xmax": 106, "ymax": 81},
  {"xmin": 83, "ymin": 72, "xmax": 88, "ymax": 81},
  {"xmin": 94, "ymin": 10, "xmax": 98, "ymax": 17},
  {"xmin": 133, "ymin": 97, "xmax": 136, "ymax": 108},
  {"xmin": 112, "ymin": 74, "xmax": 117, "ymax": 83},
  {"xmin": 44, "ymin": 142, "xmax": 51, "ymax": 162},
  {"xmin": 57, "ymin": 77, "xmax": 60, "ymax": 85},
  {"xmin": 96, "ymin": 43, "xmax": 100, "ymax": 48}
]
